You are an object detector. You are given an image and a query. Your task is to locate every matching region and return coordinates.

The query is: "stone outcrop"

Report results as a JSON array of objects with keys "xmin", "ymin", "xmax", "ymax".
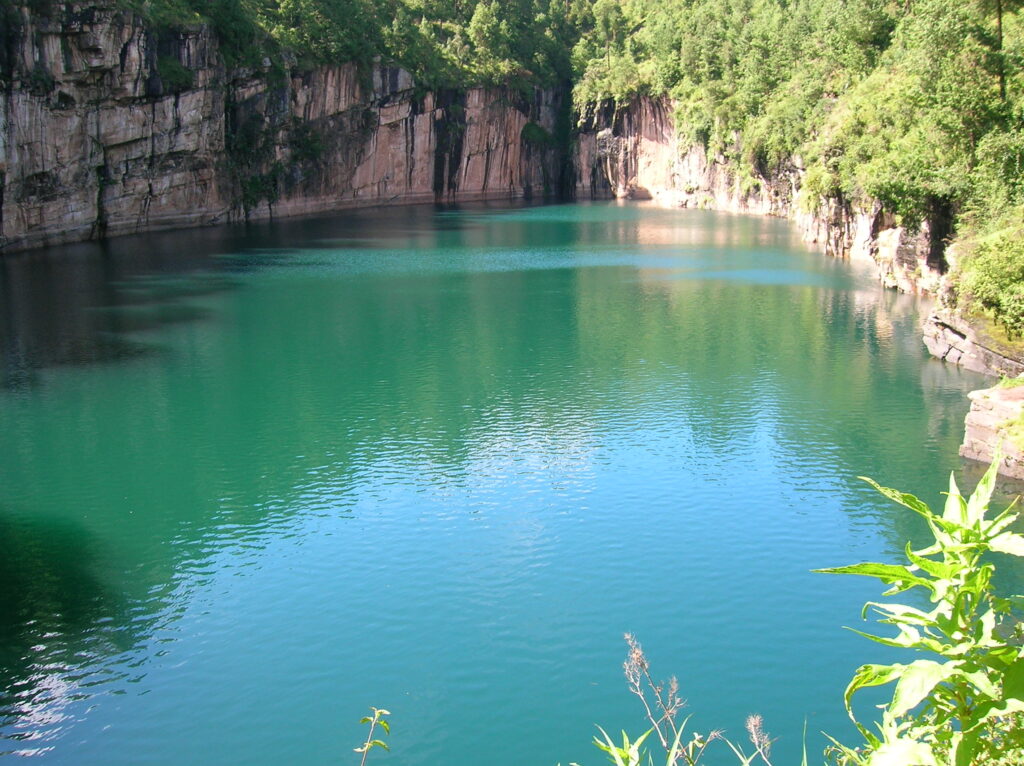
[
  {"xmin": 923, "ymin": 310, "xmax": 1024, "ymax": 378},
  {"xmin": 959, "ymin": 384, "xmax": 1024, "ymax": 479},
  {"xmin": 0, "ymin": 1, "xmax": 567, "ymax": 252},
  {"xmin": 575, "ymin": 96, "xmax": 950, "ymax": 297}
]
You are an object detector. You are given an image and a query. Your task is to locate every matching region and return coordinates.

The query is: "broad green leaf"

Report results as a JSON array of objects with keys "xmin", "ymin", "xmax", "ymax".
[
  {"xmin": 979, "ymin": 609, "xmax": 997, "ymax": 642},
  {"xmin": 630, "ymin": 727, "xmax": 652, "ymax": 753},
  {"xmin": 965, "ymin": 698, "xmax": 1024, "ymax": 729},
  {"xmin": 844, "ymin": 663, "xmax": 902, "ymax": 716},
  {"xmin": 943, "ymin": 472, "xmax": 966, "ymax": 525},
  {"xmin": 846, "ymin": 627, "xmax": 912, "ymax": 649},
  {"xmin": 953, "ymin": 729, "xmax": 978, "ymax": 766},
  {"xmin": 1003, "ymin": 655, "xmax": 1024, "ymax": 701},
  {"xmin": 815, "ymin": 562, "xmax": 932, "ymax": 592},
  {"xmin": 869, "ymin": 736, "xmax": 938, "ymax": 766},
  {"xmin": 369, "ymin": 740, "xmax": 389, "ymax": 751},
  {"xmin": 965, "ymin": 448, "xmax": 1000, "ymax": 526},
  {"xmin": 859, "ymin": 477, "xmax": 933, "ymax": 519},
  {"xmin": 593, "ymin": 726, "xmax": 630, "ymax": 766},
  {"xmin": 957, "ymin": 668, "xmax": 999, "ymax": 699},
  {"xmin": 905, "ymin": 545, "xmax": 953, "ymax": 579},
  {"xmin": 984, "ymin": 506, "xmax": 1019, "ymax": 538},
  {"xmin": 991, "ymin": 531, "xmax": 1024, "ymax": 557},
  {"xmin": 379, "ymin": 719, "xmax": 390, "ymax": 735},
  {"xmin": 594, "ymin": 726, "xmax": 650, "ymax": 766},
  {"xmin": 867, "ymin": 601, "xmax": 935, "ymax": 627},
  {"xmin": 890, "ymin": 660, "xmax": 958, "ymax": 717}
]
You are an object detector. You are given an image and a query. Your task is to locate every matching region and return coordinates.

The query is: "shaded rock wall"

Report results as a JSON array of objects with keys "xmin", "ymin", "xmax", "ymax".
[{"xmin": 0, "ymin": 1, "xmax": 566, "ymax": 252}]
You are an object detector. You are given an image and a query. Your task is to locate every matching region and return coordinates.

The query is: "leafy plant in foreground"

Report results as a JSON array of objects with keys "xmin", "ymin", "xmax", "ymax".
[
  {"xmin": 354, "ymin": 707, "xmax": 391, "ymax": 765},
  {"xmin": 817, "ymin": 457, "xmax": 1024, "ymax": 765},
  {"xmin": 573, "ymin": 635, "xmax": 777, "ymax": 766}
]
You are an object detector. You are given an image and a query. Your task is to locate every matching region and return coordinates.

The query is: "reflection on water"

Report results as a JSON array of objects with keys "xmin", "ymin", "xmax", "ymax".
[{"xmin": 0, "ymin": 201, "xmax": 999, "ymax": 765}]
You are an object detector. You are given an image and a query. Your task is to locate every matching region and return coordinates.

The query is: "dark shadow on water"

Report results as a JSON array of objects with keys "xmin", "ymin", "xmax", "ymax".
[
  {"xmin": 0, "ymin": 201, "xmax": 568, "ymax": 387},
  {"xmin": 0, "ymin": 242, "xmax": 243, "ymax": 388},
  {"xmin": 87, "ymin": 303, "xmax": 214, "ymax": 334},
  {"xmin": 0, "ymin": 509, "xmax": 138, "ymax": 738}
]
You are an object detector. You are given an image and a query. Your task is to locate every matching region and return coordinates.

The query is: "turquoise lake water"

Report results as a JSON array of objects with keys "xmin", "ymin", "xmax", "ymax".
[{"xmin": 0, "ymin": 201, "xmax": 998, "ymax": 763}]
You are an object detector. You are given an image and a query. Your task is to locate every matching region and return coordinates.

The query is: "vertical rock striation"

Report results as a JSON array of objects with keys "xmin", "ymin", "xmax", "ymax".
[{"xmin": 0, "ymin": 1, "xmax": 568, "ymax": 252}]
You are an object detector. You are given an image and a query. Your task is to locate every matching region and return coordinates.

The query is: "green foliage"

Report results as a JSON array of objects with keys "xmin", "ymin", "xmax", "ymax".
[
  {"xmin": 355, "ymin": 707, "xmax": 391, "ymax": 766},
  {"xmin": 997, "ymin": 374, "xmax": 1024, "ymax": 388},
  {"xmin": 571, "ymin": 635, "xmax": 776, "ymax": 766},
  {"xmin": 592, "ymin": 726, "xmax": 654, "ymax": 766},
  {"xmin": 198, "ymin": 0, "xmax": 270, "ymax": 68},
  {"xmin": 288, "ymin": 119, "xmax": 324, "ymax": 164},
  {"xmin": 816, "ymin": 458, "xmax": 1024, "ymax": 765},
  {"xmin": 957, "ymin": 211, "xmax": 1024, "ymax": 337},
  {"xmin": 260, "ymin": 0, "xmax": 384, "ymax": 66},
  {"xmin": 521, "ymin": 121, "xmax": 553, "ymax": 147},
  {"xmin": 574, "ymin": 461, "xmax": 1024, "ymax": 766},
  {"xmin": 156, "ymin": 55, "xmax": 194, "ymax": 92},
  {"xmin": 568, "ymin": 0, "xmax": 1024, "ymax": 272},
  {"xmin": 117, "ymin": 0, "xmax": 581, "ymax": 89},
  {"xmin": 225, "ymin": 106, "xmax": 282, "ymax": 213}
]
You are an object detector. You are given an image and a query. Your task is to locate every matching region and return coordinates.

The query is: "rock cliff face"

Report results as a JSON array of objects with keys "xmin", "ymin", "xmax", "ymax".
[
  {"xmin": 959, "ymin": 385, "xmax": 1024, "ymax": 480},
  {"xmin": 575, "ymin": 96, "xmax": 950, "ymax": 297},
  {"xmin": 923, "ymin": 310, "xmax": 1024, "ymax": 378},
  {"xmin": 0, "ymin": 1, "xmax": 566, "ymax": 252}
]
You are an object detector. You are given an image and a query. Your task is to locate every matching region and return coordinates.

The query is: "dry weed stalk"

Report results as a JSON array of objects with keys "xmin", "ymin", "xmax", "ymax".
[{"xmin": 622, "ymin": 634, "xmax": 774, "ymax": 766}]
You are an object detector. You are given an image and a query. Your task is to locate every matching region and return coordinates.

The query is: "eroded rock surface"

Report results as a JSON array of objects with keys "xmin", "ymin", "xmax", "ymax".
[
  {"xmin": 923, "ymin": 310, "xmax": 1024, "ymax": 378},
  {"xmin": 0, "ymin": 2, "xmax": 566, "ymax": 252},
  {"xmin": 960, "ymin": 384, "xmax": 1024, "ymax": 479}
]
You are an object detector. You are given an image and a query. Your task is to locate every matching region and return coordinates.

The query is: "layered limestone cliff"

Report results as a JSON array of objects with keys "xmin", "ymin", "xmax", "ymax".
[
  {"xmin": 575, "ymin": 96, "xmax": 950, "ymax": 297},
  {"xmin": 0, "ymin": 1, "xmax": 566, "ymax": 252},
  {"xmin": 959, "ymin": 384, "xmax": 1024, "ymax": 480}
]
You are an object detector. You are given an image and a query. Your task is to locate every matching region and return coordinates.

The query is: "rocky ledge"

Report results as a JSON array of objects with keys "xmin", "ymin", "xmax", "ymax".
[
  {"xmin": 960, "ymin": 384, "xmax": 1024, "ymax": 480},
  {"xmin": 923, "ymin": 310, "xmax": 1024, "ymax": 378}
]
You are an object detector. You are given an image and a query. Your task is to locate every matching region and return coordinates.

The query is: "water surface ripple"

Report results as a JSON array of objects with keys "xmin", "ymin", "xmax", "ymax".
[{"xmin": 0, "ymin": 202, "xmax": 993, "ymax": 764}]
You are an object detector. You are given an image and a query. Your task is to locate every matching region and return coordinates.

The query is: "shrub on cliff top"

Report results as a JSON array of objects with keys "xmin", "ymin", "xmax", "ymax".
[{"xmin": 956, "ymin": 211, "xmax": 1024, "ymax": 338}]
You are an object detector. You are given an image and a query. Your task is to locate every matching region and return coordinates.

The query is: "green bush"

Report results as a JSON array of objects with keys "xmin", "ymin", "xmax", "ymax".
[
  {"xmin": 521, "ymin": 121, "xmax": 554, "ymax": 147},
  {"xmin": 156, "ymin": 55, "xmax": 194, "ymax": 92},
  {"xmin": 958, "ymin": 217, "xmax": 1024, "ymax": 337}
]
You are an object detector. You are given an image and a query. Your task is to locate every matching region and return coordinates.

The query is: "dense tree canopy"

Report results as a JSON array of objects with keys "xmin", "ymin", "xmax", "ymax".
[{"xmin": 125, "ymin": 0, "xmax": 580, "ymax": 87}]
